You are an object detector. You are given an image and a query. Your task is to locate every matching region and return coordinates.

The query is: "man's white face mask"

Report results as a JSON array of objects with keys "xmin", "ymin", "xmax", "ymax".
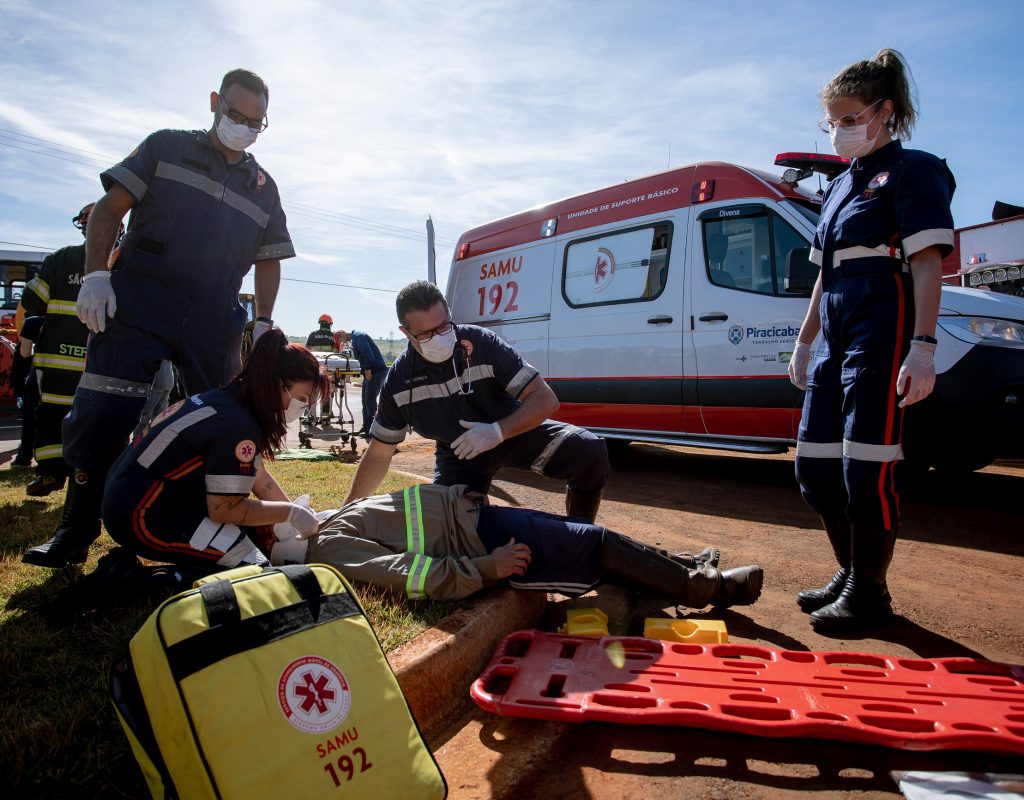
[
  {"xmin": 417, "ymin": 327, "xmax": 457, "ymax": 363},
  {"xmin": 216, "ymin": 113, "xmax": 258, "ymax": 151}
]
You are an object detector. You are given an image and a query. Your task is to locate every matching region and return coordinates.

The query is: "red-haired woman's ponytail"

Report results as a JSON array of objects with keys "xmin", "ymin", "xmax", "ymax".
[{"xmin": 231, "ymin": 329, "xmax": 321, "ymax": 457}]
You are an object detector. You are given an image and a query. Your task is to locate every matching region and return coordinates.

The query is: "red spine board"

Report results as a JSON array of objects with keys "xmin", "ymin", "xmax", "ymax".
[{"xmin": 471, "ymin": 631, "xmax": 1024, "ymax": 755}]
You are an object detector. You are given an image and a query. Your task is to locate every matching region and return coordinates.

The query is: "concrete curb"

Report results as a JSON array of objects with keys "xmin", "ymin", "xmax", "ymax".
[{"xmin": 388, "ymin": 587, "xmax": 549, "ymax": 743}]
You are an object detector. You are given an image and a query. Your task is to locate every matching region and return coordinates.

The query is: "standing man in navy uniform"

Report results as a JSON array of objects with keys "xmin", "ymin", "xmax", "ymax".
[
  {"xmin": 342, "ymin": 281, "xmax": 609, "ymax": 522},
  {"xmin": 24, "ymin": 68, "xmax": 294, "ymax": 568},
  {"xmin": 333, "ymin": 328, "xmax": 387, "ymax": 435}
]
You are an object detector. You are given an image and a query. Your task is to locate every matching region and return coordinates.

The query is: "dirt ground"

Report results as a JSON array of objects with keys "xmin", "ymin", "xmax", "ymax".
[{"xmin": 388, "ymin": 435, "xmax": 1024, "ymax": 799}]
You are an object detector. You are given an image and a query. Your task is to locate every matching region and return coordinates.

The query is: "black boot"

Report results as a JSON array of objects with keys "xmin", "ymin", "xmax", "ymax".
[
  {"xmin": 599, "ymin": 530, "xmax": 763, "ymax": 609},
  {"xmin": 797, "ymin": 512, "xmax": 852, "ymax": 613},
  {"xmin": 565, "ymin": 487, "xmax": 603, "ymax": 523},
  {"xmin": 23, "ymin": 469, "xmax": 103, "ymax": 567},
  {"xmin": 810, "ymin": 526, "xmax": 896, "ymax": 633},
  {"xmin": 663, "ymin": 546, "xmax": 720, "ymax": 569}
]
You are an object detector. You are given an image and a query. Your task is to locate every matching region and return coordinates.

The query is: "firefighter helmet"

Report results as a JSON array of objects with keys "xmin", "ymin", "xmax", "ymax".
[
  {"xmin": 72, "ymin": 203, "xmax": 96, "ymax": 236},
  {"xmin": 319, "ymin": 314, "xmax": 333, "ymax": 325}
]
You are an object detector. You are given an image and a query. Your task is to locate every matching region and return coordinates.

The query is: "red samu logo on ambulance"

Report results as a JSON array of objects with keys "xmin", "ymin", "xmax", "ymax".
[
  {"xmin": 278, "ymin": 656, "xmax": 352, "ymax": 733},
  {"xmin": 594, "ymin": 247, "xmax": 615, "ymax": 293}
]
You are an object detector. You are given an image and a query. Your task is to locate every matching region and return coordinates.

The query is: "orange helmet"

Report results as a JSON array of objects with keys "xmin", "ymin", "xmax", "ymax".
[{"xmin": 319, "ymin": 314, "xmax": 333, "ymax": 325}]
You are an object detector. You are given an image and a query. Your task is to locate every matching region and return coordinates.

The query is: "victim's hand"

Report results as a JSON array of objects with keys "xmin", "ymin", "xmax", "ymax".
[{"xmin": 492, "ymin": 538, "xmax": 531, "ymax": 579}]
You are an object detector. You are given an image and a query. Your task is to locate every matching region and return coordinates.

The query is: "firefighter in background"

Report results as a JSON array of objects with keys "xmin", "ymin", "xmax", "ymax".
[
  {"xmin": 333, "ymin": 328, "xmax": 387, "ymax": 436},
  {"xmin": 9, "ymin": 315, "xmax": 44, "ymax": 469},
  {"xmin": 305, "ymin": 313, "xmax": 335, "ymax": 351},
  {"xmin": 789, "ymin": 50, "xmax": 954, "ymax": 632},
  {"xmin": 18, "ymin": 204, "xmax": 96, "ymax": 496},
  {"xmin": 23, "ymin": 68, "xmax": 292, "ymax": 568}
]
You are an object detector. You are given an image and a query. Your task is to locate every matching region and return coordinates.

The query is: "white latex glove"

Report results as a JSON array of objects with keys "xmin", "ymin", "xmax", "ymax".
[
  {"xmin": 252, "ymin": 319, "xmax": 272, "ymax": 345},
  {"xmin": 76, "ymin": 271, "xmax": 117, "ymax": 333},
  {"xmin": 451, "ymin": 419, "xmax": 504, "ymax": 460},
  {"xmin": 788, "ymin": 341, "xmax": 812, "ymax": 390},
  {"xmin": 896, "ymin": 340, "xmax": 936, "ymax": 408},
  {"xmin": 288, "ymin": 503, "xmax": 320, "ymax": 539}
]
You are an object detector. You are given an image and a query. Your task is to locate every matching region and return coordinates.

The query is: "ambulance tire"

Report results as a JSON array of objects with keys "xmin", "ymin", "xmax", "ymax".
[{"xmin": 605, "ymin": 439, "xmax": 632, "ymax": 459}]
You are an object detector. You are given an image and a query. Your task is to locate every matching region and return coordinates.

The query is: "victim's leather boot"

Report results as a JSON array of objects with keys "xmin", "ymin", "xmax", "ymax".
[
  {"xmin": 22, "ymin": 469, "xmax": 104, "ymax": 567},
  {"xmin": 797, "ymin": 512, "xmax": 852, "ymax": 613},
  {"xmin": 599, "ymin": 530, "xmax": 763, "ymax": 609},
  {"xmin": 565, "ymin": 487, "xmax": 603, "ymax": 524},
  {"xmin": 810, "ymin": 525, "xmax": 897, "ymax": 633}
]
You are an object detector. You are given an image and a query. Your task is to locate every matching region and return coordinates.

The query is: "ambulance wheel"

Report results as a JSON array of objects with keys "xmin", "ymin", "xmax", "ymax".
[
  {"xmin": 928, "ymin": 441, "xmax": 996, "ymax": 474},
  {"xmin": 605, "ymin": 439, "xmax": 632, "ymax": 458}
]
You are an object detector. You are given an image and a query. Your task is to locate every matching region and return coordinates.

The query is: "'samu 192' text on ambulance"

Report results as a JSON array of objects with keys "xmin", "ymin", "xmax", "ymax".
[{"xmin": 446, "ymin": 155, "xmax": 1024, "ymax": 473}]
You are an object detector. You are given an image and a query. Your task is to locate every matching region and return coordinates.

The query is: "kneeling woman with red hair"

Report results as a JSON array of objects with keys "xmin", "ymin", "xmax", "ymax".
[{"xmin": 102, "ymin": 330, "xmax": 322, "ymax": 569}]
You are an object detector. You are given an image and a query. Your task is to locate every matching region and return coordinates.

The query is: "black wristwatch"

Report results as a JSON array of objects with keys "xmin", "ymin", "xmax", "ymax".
[
  {"xmin": 911, "ymin": 334, "xmax": 937, "ymax": 345},
  {"xmin": 255, "ymin": 316, "xmax": 272, "ymax": 324}
]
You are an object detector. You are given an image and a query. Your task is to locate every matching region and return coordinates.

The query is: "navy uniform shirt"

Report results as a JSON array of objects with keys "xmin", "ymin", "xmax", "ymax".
[
  {"xmin": 102, "ymin": 129, "xmax": 295, "ymax": 336},
  {"xmin": 810, "ymin": 139, "xmax": 955, "ymax": 289},
  {"xmin": 20, "ymin": 244, "xmax": 89, "ymax": 376},
  {"xmin": 370, "ymin": 325, "xmax": 538, "ymax": 448},
  {"xmin": 350, "ymin": 330, "xmax": 387, "ymax": 372},
  {"xmin": 104, "ymin": 385, "xmax": 265, "ymax": 528}
]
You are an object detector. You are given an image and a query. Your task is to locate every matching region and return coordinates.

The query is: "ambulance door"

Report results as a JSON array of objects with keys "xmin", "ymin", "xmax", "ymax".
[
  {"xmin": 689, "ymin": 203, "xmax": 813, "ymax": 440},
  {"xmin": 547, "ymin": 216, "xmax": 689, "ymax": 434},
  {"xmin": 447, "ymin": 241, "xmax": 554, "ymax": 374}
]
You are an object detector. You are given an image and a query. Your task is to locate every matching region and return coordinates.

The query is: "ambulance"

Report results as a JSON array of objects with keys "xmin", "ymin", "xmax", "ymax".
[{"xmin": 445, "ymin": 155, "xmax": 1024, "ymax": 473}]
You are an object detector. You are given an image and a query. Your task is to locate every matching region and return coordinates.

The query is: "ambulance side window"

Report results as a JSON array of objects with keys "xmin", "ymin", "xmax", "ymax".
[
  {"xmin": 702, "ymin": 208, "xmax": 812, "ymax": 297},
  {"xmin": 562, "ymin": 222, "xmax": 672, "ymax": 308}
]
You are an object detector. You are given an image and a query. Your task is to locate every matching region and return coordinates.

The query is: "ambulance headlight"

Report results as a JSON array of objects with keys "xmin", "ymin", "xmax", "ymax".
[{"xmin": 939, "ymin": 316, "xmax": 1024, "ymax": 348}]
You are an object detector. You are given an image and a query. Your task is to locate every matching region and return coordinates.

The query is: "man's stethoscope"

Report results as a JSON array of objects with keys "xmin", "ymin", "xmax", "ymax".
[{"xmin": 452, "ymin": 345, "xmax": 474, "ymax": 395}]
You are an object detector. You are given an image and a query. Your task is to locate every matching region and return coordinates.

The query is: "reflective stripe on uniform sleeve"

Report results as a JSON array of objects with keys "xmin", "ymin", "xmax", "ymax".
[
  {"xmin": 137, "ymin": 407, "xmax": 218, "ymax": 467},
  {"xmin": 255, "ymin": 241, "xmax": 296, "ymax": 260},
  {"xmin": 154, "ymin": 161, "xmax": 270, "ymax": 227},
  {"xmin": 808, "ymin": 247, "xmax": 823, "ymax": 267},
  {"xmin": 25, "ymin": 276, "xmax": 50, "ymax": 304},
  {"xmin": 795, "ymin": 440, "xmax": 843, "ymax": 458},
  {"xmin": 106, "ymin": 164, "xmax": 148, "ymax": 201},
  {"xmin": 506, "ymin": 365, "xmax": 538, "ymax": 398},
  {"xmin": 843, "ymin": 439, "xmax": 903, "ymax": 462},
  {"xmin": 39, "ymin": 392, "xmax": 74, "ymax": 405},
  {"xmin": 903, "ymin": 228, "xmax": 954, "ymax": 259},
  {"xmin": 79, "ymin": 372, "xmax": 152, "ymax": 397},
  {"xmin": 206, "ymin": 474, "xmax": 256, "ymax": 494},
  {"xmin": 403, "ymin": 484, "xmax": 433, "ymax": 599},
  {"xmin": 369, "ymin": 419, "xmax": 407, "ymax": 444}
]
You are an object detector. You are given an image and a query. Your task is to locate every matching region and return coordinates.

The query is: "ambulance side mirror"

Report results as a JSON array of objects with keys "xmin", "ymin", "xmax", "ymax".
[{"xmin": 784, "ymin": 248, "xmax": 817, "ymax": 294}]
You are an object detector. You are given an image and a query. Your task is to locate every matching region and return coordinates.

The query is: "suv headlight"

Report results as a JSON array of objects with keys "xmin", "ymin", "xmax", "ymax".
[{"xmin": 939, "ymin": 316, "xmax": 1024, "ymax": 348}]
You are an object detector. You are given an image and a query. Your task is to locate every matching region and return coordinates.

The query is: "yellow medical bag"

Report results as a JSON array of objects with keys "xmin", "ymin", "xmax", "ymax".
[{"xmin": 110, "ymin": 564, "xmax": 446, "ymax": 799}]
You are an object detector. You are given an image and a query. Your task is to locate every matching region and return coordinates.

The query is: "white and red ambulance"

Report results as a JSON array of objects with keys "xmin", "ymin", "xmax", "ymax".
[{"xmin": 445, "ymin": 155, "xmax": 1024, "ymax": 472}]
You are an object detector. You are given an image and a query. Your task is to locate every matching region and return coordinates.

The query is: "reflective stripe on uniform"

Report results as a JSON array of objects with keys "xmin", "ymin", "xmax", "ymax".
[
  {"xmin": 808, "ymin": 247, "xmax": 823, "ymax": 267},
  {"xmin": 844, "ymin": 439, "xmax": 904, "ymax": 463},
  {"xmin": 391, "ymin": 365, "xmax": 496, "ymax": 408},
  {"xmin": 531, "ymin": 424, "xmax": 583, "ymax": 475},
  {"xmin": 47, "ymin": 299, "xmax": 79, "ymax": 316},
  {"xmin": 795, "ymin": 440, "xmax": 843, "ymax": 458},
  {"xmin": 832, "ymin": 243, "xmax": 903, "ymax": 267},
  {"xmin": 189, "ymin": 517, "xmax": 229, "ymax": 550},
  {"xmin": 903, "ymin": 228, "xmax": 954, "ymax": 258},
  {"xmin": 369, "ymin": 419, "xmax": 407, "ymax": 444},
  {"xmin": 40, "ymin": 392, "xmax": 74, "ymax": 406},
  {"xmin": 105, "ymin": 164, "xmax": 148, "ymax": 201},
  {"xmin": 34, "ymin": 443, "xmax": 64, "ymax": 461},
  {"xmin": 33, "ymin": 354, "xmax": 86, "ymax": 372},
  {"xmin": 26, "ymin": 276, "xmax": 50, "ymax": 303},
  {"xmin": 154, "ymin": 161, "xmax": 271, "ymax": 228},
  {"xmin": 506, "ymin": 365, "xmax": 537, "ymax": 398},
  {"xmin": 206, "ymin": 474, "xmax": 256, "ymax": 494},
  {"xmin": 79, "ymin": 372, "xmax": 152, "ymax": 397},
  {"xmin": 403, "ymin": 484, "xmax": 433, "ymax": 599},
  {"xmin": 255, "ymin": 241, "xmax": 297, "ymax": 260},
  {"xmin": 137, "ymin": 407, "xmax": 218, "ymax": 468}
]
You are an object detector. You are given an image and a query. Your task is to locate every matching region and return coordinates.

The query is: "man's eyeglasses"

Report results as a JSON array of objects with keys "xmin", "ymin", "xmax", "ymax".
[
  {"xmin": 410, "ymin": 320, "xmax": 454, "ymax": 343},
  {"xmin": 817, "ymin": 99, "xmax": 882, "ymax": 133},
  {"xmin": 219, "ymin": 98, "xmax": 269, "ymax": 133}
]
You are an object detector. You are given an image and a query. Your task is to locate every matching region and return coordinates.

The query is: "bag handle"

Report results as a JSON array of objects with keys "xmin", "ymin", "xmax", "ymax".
[{"xmin": 198, "ymin": 564, "xmax": 324, "ymax": 628}]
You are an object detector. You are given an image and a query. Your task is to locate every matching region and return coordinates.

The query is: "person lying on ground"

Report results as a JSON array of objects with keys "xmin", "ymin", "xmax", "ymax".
[{"xmin": 270, "ymin": 482, "xmax": 764, "ymax": 609}]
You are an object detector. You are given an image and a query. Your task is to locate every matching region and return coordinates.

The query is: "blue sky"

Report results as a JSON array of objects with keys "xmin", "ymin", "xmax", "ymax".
[{"xmin": 1, "ymin": 0, "xmax": 1021, "ymax": 341}]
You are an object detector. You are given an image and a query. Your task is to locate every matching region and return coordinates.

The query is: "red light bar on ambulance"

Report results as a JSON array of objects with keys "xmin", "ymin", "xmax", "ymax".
[
  {"xmin": 774, "ymin": 152, "xmax": 849, "ymax": 183},
  {"xmin": 457, "ymin": 241, "xmax": 470, "ymax": 260}
]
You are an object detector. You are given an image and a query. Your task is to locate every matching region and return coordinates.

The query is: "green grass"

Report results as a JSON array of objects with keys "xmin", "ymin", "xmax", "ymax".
[{"xmin": 0, "ymin": 459, "xmax": 455, "ymax": 797}]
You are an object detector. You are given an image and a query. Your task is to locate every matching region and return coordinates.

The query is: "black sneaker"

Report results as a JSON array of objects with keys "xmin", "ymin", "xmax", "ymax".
[{"xmin": 26, "ymin": 475, "xmax": 67, "ymax": 497}]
